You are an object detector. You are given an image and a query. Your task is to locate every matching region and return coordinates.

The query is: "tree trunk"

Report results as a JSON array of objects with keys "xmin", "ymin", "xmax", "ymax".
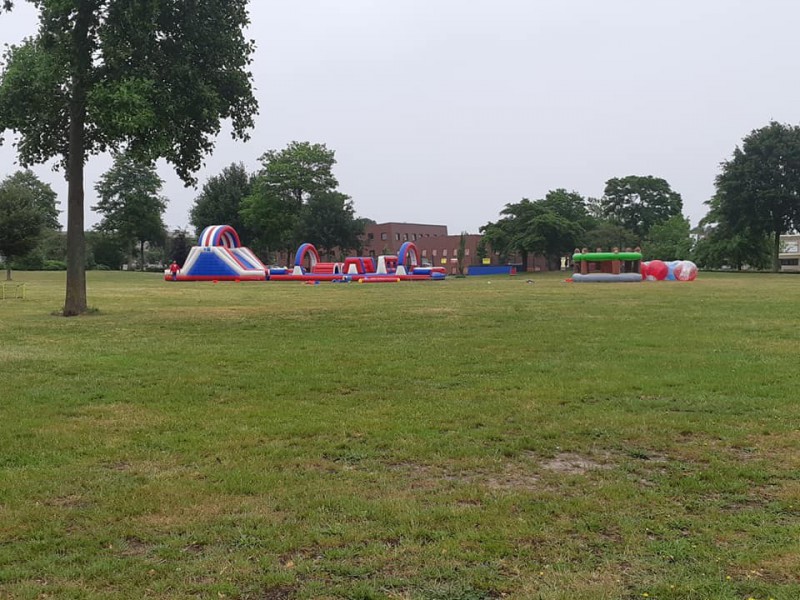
[
  {"xmin": 63, "ymin": 104, "xmax": 87, "ymax": 315},
  {"xmin": 62, "ymin": 4, "xmax": 92, "ymax": 316},
  {"xmin": 140, "ymin": 239, "xmax": 146, "ymax": 271},
  {"xmin": 5, "ymin": 263, "xmax": 11, "ymax": 281},
  {"xmin": 773, "ymin": 231, "xmax": 781, "ymax": 273}
]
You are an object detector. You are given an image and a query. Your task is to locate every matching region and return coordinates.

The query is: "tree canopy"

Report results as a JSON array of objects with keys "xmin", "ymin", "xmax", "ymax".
[
  {"xmin": 714, "ymin": 121, "xmax": 800, "ymax": 271},
  {"xmin": 599, "ymin": 176, "xmax": 683, "ymax": 239},
  {"xmin": 93, "ymin": 153, "xmax": 167, "ymax": 270},
  {"xmin": 241, "ymin": 142, "xmax": 363, "ymax": 261},
  {"xmin": 0, "ymin": 171, "xmax": 58, "ymax": 279},
  {"xmin": 0, "ymin": 0, "xmax": 257, "ymax": 314},
  {"xmin": 189, "ymin": 163, "xmax": 254, "ymax": 239},
  {"xmin": 298, "ymin": 191, "xmax": 362, "ymax": 259},
  {"xmin": 480, "ymin": 190, "xmax": 588, "ymax": 269},
  {"xmin": 642, "ymin": 214, "xmax": 692, "ymax": 261}
]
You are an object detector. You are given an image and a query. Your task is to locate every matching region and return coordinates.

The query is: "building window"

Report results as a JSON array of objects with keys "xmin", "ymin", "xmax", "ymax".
[
  {"xmin": 412, "ymin": 234, "xmax": 417, "ymax": 241},
  {"xmin": 367, "ymin": 233, "xmax": 374, "ymax": 240},
  {"xmin": 432, "ymin": 249, "xmax": 437, "ymax": 257},
  {"xmin": 465, "ymin": 248, "xmax": 470, "ymax": 256},
  {"xmin": 403, "ymin": 233, "xmax": 409, "ymax": 241},
  {"xmin": 421, "ymin": 249, "xmax": 427, "ymax": 257},
  {"xmin": 443, "ymin": 249, "xmax": 448, "ymax": 257},
  {"xmin": 381, "ymin": 232, "xmax": 387, "ymax": 241},
  {"xmin": 395, "ymin": 233, "xmax": 400, "ymax": 241},
  {"xmin": 780, "ymin": 258, "xmax": 799, "ymax": 266}
]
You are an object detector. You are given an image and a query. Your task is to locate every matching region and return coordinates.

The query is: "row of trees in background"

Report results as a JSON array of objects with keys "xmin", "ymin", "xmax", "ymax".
[
  {"xmin": 479, "ymin": 121, "xmax": 800, "ymax": 272},
  {"xmin": 0, "ymin": 140, "xmax": 365, "ymax": 279},
  {"xmin": 0, "ymin": 159, "xmax": 190, "ymax": 279},
  {"xmin": 3, "ymin": 122, "xmax": 799, "ymax": 280},
  {"xmin": 190, "ymin": 142, "xmax": 368, "ymax": 262},
  {"xmin": 478, "ymin": 177, "xmax": 691, "ymax": 269}
]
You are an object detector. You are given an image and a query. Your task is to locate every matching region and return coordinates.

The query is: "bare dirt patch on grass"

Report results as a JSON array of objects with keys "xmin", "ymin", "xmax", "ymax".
[
  {"xmin": 388, "ymin": 451, "xmax": 614, "ymax": 493},
  {"xmin": 539, "ymin": 452, "xmax": 613, "ymax": 475}
]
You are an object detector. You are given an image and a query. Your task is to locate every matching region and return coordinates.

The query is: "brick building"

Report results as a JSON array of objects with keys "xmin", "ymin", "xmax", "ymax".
[{"xmin": 361, "ymin": 222, "xmax": 548, "ymax": 274}]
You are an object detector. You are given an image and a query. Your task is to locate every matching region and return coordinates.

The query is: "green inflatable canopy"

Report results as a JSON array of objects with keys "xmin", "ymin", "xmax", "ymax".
[{"xmin": 572, "ymin": 252, "xmax": 642, "ymax": 261}]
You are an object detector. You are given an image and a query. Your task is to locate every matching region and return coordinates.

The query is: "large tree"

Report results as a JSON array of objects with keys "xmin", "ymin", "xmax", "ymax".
[
  {"xmin": 714, "ymin": 121, "xmax": 800, "ymax": 271},
  {"xmin": 93, "ymin": 153, "xmax": 166, "ymax": 270},
  {"xmin": 0, "ymin": 1, "xmax": 257, "ymax": 314},
  {"xmin": 599, "ymin": 175, "xmax": 683, "ymax": 239},
  {"xmin": 479, "ymin": 191, "xmax": 586, "ymax": 270},
  {"xmin": 3, "ymin": 170, "xmax": 60, "ymax": 229},
  {"xmin": 642, "ymin": 214, "xmax": 693, "ymax": 261},
  {"xmin": 0, "ymin": 180, "xmax": 41, "ymax": 279},
  {"xmin": 0, "ymin": 170, "xmax": 59, "ymax": 279},
  {"xmin": 693, "ymin": 195, "xmax": 771, "ymax": 270},
  {"xmin": 297, "ymin": 191, "xmax": 363, "ymax": 259},
  {"xmin": 189, "ymin": 162, "xmax": 254, "ymax": 238},
  {"xmin": 241, "ymin": 142, "xmax": 344, "ymax": 260}
]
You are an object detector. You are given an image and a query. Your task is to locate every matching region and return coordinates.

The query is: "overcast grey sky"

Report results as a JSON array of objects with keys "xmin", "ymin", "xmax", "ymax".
[{"xmin": 2, "ymin": 0, "xmax": 800, "ymax": 235}]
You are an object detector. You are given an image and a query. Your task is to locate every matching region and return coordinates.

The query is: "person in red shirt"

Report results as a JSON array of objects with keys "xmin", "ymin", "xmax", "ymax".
[{"xmin": 169, "ymin": 261, "xmax": 179, "ymax": 281}]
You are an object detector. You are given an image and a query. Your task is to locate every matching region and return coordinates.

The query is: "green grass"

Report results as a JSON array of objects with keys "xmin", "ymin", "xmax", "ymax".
[{"xmin": 1, "ymin": 271, "xmax": 799, "ymax": 599}]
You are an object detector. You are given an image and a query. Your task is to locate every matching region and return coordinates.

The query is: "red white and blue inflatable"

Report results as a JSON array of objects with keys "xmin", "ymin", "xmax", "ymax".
[
  {"xmin": 267, "ymin": 240, "xmax": 445, "ymax": 281},
  {"xmin": 166, "ymin": 226, "xmax": 446, "ymax": 282},
  {"xmin": 165, "ymin": 225, "xmax": 267, "ymax": 281}
]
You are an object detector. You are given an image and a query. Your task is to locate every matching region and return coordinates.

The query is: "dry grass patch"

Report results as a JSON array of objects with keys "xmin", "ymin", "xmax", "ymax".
[
  {"xmin": 388, "ymin": 451, "xmax": 615, "ymax": 494},
  {"xmin": 539, "ymin": 452, "xmax": 613, "ymax": 475}
]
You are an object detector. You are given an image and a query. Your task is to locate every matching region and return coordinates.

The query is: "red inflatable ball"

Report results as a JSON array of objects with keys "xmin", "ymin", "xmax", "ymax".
[
  {"xmin": 640, "ymin": 261, "xmax": 650, "ymax": 280},
  {"xmin": 648, "ymin": 259, "xmax": 668, "ymax": 281},
  {"xmin": 673, "ymin": 260, "xmax": 698, "ymax": 281}
]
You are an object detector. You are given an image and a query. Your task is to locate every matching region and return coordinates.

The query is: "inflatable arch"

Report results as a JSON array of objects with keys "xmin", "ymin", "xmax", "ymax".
[
  {"xmin": 199, "ymin": 225, "xmax": 241, "ymax": 248},
  {"xmin": 294, "ymin": 243, "xmax": 321, "ymax": 272},
  {"xmin": 397, "ymin": 242, "xmax": 419, "ymax": 270}
]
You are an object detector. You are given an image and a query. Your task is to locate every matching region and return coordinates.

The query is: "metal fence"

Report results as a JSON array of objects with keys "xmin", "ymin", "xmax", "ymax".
[{"xmin": 1, "ymin": 282, "xmax": 27, "ymax": 300}]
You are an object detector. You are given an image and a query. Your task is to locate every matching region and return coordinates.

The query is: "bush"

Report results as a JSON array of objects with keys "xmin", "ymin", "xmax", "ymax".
[
  {"xmin": 10, "ymin": 254, "xmax": 44, "ymax": 271},
  {"xmin": 43, "ymin": 260, "xmax": 67, "ymax": 271}
]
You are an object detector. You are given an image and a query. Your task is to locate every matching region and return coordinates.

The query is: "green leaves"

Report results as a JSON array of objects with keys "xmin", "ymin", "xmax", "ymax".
[
  {"xmin": 241, "ymin": 142, "xmax": 362, "ymax": 259},
  {"xmin": 92, "ymin": 152, "xmax": 166, "ymax": 262},
  {"xmin": 715, "ymin": 121, "xmax": 800, "ymax": 262},
  {"xmin": 0, "ymin": 171, "xmax": 58, "ymax": 275},
  {"xmin": 189, "ymin": 163, "xmax": 254, "ymax": 238},
  {"xmin": 0, "ymin": 39, "xmax": 69, "ymax": 167},
  {"xmin": 483, "ymin": 192, "xmax": 588, "ymax": 267},
  {"xmin": 600, "ymin": 175, "xmax": 683, "ymax": 239}
]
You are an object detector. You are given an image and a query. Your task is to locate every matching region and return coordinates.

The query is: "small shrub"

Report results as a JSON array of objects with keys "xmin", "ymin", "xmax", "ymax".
[{"xmin": 43, "ymin": 260, "xmax": 67, "ymax": 271}]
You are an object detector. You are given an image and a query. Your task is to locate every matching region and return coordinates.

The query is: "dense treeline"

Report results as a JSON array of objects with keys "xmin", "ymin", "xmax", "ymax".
[
  {"xmin": 478, "ymin": 122, "xmax": 800, "ymax": 272},
  {"xmin": 4, "ymin": 122, "xmax": 800, "ymax": 276}
]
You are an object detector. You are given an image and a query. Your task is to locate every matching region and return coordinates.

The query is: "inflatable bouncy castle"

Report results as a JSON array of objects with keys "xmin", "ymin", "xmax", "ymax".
[
  {"xmin": 570, "ymin": 249, "xmax": 698, "ymax": 283},
  {"xmin": 268, "ymin": 241, "xmax": 446, "ymax": 281},
  {"xmin": 165, "ymin": 225, "xmax": 267, "ymax": 281},
  {"xmin": 571, "ymin": 249, "xmax": 643, "ymax": 282},
  {"xmin": 166, "ymin": 226, "xmax": 446, "ymax": 283}
]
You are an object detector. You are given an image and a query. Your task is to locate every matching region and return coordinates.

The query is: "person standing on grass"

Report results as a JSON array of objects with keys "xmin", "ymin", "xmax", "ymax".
[{"xmin": 169, "ymin": 261, "xmax": 179, "ymax": 281}]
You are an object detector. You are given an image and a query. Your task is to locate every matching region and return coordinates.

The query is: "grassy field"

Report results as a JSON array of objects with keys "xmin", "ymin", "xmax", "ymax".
[{"xmin": 1, "ymin": 271, "xmax": 798, "ymax": 600}]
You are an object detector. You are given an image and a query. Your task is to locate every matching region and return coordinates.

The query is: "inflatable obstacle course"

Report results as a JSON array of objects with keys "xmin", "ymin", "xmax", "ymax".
[
  {"xmin": 166, "ymin": 225, "xmax": 267, "ymax": 281},
  {"xmin": 166, "ymin": 226, "xmax": 446, "ymax": 283},
  {"xmin": 571, "ymin": 250, "xmax": 643, "ymax": 283}
]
